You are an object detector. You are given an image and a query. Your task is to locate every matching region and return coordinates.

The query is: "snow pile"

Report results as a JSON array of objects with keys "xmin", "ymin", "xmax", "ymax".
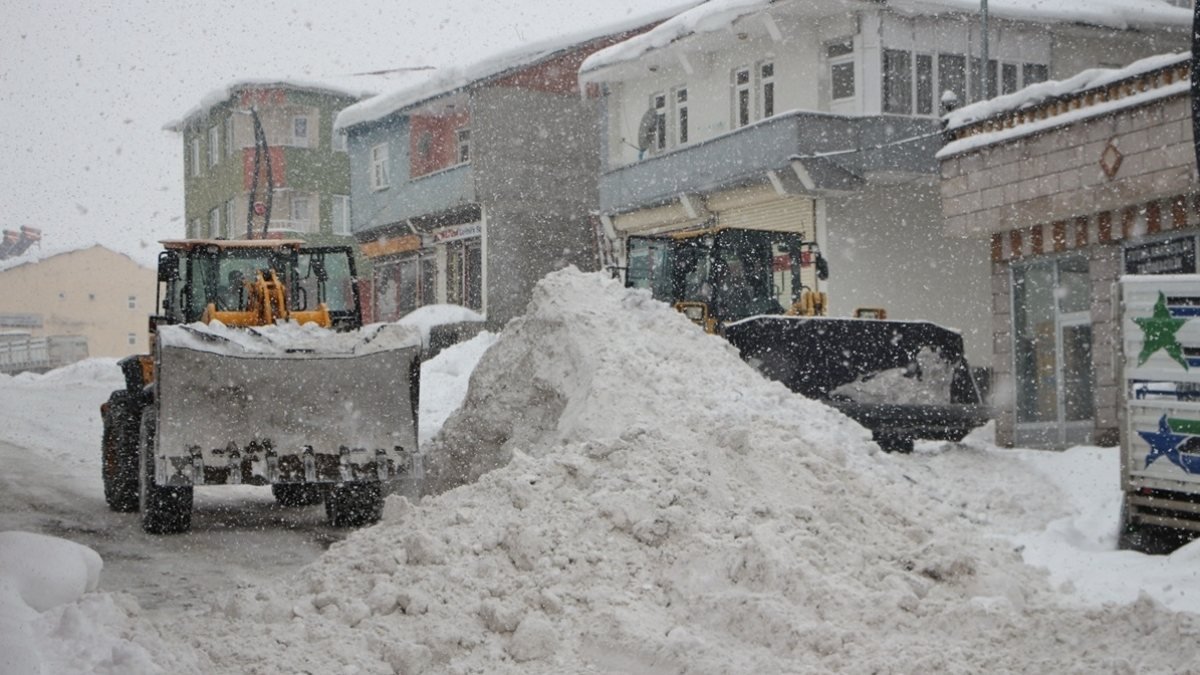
[
  {"xmin": 396, "ymin": 304, "xmax": 486, "ymax": 352},
  {"xmin": 418, "ymin": 330, "xmax": 498, "ymax": 446},
  {"xmin": 157, "ymin": 320, "xmax": 421, "ymax": 356},
  {"xmin": 831, "ymin": 348, "xmax": 956, "ymax": 405},
  {"xmin": 0, "ymin": 531, "xmax": 126, "ymax": 674},
  {"xmin": 165, "ymin": 269, "xmax": 1200, "ymax": 673}
]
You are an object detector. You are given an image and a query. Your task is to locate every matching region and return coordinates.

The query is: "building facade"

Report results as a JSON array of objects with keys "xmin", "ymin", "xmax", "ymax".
[
  {"xmin": 939, "ymin": 53, "xmax": 1198, "ymax": 448},
  {"xmin": 578, "ymin": 0, "xmax": 1189, "ymax": 367},
  {"xmin": 0, "ymin": 245, "xmax": 156, "ymax": 358},
  {"xmin": 337, "ymin": 11, "xmax": 686, "ymax": 329},
  {"xmin": 167, "ymin": 82, "xmax": 371, "ymax": 248}
]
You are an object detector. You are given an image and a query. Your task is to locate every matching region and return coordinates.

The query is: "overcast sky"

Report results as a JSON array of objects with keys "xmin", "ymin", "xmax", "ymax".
[{"xmin": 1, "ymin": 0, "xmax": 689, "ymax": 267}]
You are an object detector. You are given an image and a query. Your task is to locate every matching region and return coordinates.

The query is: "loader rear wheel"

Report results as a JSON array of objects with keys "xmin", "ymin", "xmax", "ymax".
[
  {"xmin": 138, "ymin": 408, "xmax": 193, "ymax": 535},
  {"xmin": 325, "ymin": 482, "xmax": 383, "ymax": 527},
  {"xmin": 102, "ymin": 391, "xmax": 141, "ymax": 512},
  {"xmin": 272, "ymin": 484, "xmax": 323, "ymax": 507}
]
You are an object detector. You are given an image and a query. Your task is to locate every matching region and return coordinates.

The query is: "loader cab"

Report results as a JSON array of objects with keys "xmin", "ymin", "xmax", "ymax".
[
  {"xmin": 625, "ymin": 228, "xmax": 824, "ymax": 328},
  {"xmin": 153, "ymin": 240, "xmax": 362, "ymax": 330}
]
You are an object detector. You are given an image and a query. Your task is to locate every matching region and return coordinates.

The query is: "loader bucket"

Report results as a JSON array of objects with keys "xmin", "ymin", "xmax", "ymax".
[
  {"xmin": 152, "ymin": 322, "xmax": 421, "ymax": 486},
  {"xmin": 722, "ymin": 316, "xmax": 988, "ymax": 445}
]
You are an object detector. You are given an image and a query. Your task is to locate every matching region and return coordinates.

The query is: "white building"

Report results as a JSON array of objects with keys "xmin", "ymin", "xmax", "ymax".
[{"xmin": 579, "ymin": 0, "xmax": 1189, "ymax": 366}]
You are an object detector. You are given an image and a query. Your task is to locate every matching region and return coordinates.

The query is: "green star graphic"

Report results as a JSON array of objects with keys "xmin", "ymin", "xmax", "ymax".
[{"xmin": 1135, "ymin": 292, "xmax": 1188, "ymax": 369}]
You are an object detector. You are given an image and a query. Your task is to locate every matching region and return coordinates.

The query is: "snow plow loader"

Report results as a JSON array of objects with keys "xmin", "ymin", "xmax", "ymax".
[
  {"xmin": 624, "ymin": 225, "xmax": 988, "ymax": 452},
  {"xmin": 100, "ymin": 239, "xmax": 421, "ymax": 534}
]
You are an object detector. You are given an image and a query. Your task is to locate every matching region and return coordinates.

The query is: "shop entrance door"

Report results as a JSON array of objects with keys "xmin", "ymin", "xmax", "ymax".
[{"xmin": 1012, "ymin": 256, "xmax": 1094, "ymax": 448}]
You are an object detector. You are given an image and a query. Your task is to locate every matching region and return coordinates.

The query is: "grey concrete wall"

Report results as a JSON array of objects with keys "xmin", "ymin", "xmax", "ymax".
[
  {"xmin": 471, "ymin": 86, "xmax": 602, "ymax": 328},
  {"xmin": 825, "ymin": 183, "xmax": 993, "ymax": 367}
]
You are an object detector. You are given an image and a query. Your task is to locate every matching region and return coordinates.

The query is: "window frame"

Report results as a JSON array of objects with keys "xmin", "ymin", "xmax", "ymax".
[
  {"xmin": 207, "ymin": 125, "xmax": 220, "ymax": 168},
  {"xmin": 332, "ymin": 124, "xmax": 347, "ymax": 152},
  {"xmin": 332, "ymin": 194, "xmax": 351, "ymax": 235},
  {"xmin": 190, "ymin": 138, "xmax": 202, "ymax": 177},
  {"xmin": 882, "ymin": 48, "xmax": 913, "ymax": 115},
  {"xmin": 733, "ymin": 66, "xmax": 752, "ymax": 128},
  {"xmin": 759, "ymin": 61, "xmax": 775, "ymax": 119},
  {"xmin": 456, "ymin": 128, "xmax": 471, "ymax": 165},
  {"xmin": 290, "ymin": 194, "xmax": 310, "ymax": 230},
  {"xmin": 675, "ymin": 87, "xmax": 689, "ymax": 146},
  {"xmin": 208, "ymin": 206, "xmax": 221, "ymax": 238},
  {"xmin": 827, "ymin": 40, "xmax": 856, "ymax": 103},
  {"xmin": 292, "ymin": 115, "xmax": 310, "ymax": 147},
  {"xmin": 370, "ymin": 143, "xmax": 390, "ymax": 191}
]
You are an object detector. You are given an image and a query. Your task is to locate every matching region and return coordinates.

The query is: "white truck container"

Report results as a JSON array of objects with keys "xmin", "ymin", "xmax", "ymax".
[{"xmin": 1119, "ymin": 274, "xmax": 1200, "ymax": 551}]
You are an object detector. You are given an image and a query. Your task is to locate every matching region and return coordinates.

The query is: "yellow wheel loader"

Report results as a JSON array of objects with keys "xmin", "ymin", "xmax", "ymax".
[
  {"xmin": 100, "ymin": 239, "xmax": 421, "ymax": 534},
  {"xmin": 624, "ymin": 226, "xmax": 988, "ymax": 453}
]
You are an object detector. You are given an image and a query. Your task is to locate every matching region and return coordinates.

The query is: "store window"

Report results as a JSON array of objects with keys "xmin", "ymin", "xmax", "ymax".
[{"xmin": 1012, "ymin": 256, "xmax": 1094, "ymax": 446}]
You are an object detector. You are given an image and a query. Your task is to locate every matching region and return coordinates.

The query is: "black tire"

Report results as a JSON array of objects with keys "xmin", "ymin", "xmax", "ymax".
[
  {"xmin": 138, "ymin": 408, "xmax": 193, "ymax": 535},
  {"xmin": 272, "ymin": 483, "xmax": 323, "ymax": 507},
  {"xmin": 875, "ymin": 433, "xmax": 914, "ymax": 454},
  {"xmin": 324, "ymin": 482, "xmax": 383, "ymax": 527},
  {"xmin": 102, "ymin": 391, "xmax": 141, "ymax": 512}
]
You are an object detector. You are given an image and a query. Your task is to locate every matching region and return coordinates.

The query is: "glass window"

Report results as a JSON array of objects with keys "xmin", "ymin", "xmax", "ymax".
[
  {"xmin": 292, "ymin": 116, "xmax": 309, "ymax": 147},
  {"xmin": 225, "ymin": 115, "xmax": 236, "ymax": 158},
  {"xmin": 208, "ymin": 125, "xmax": 220, "ymax": 167},
  {"xmin": 456, "ymin": 128, "xmax": 470, "ymax": 164},
  {"xmin": 190, "ymin": 138, "xmax": 202, "ymax": 177},
  {"xmin": 938, "ymin": 53, "xmax": 967, "ymax": 111},
  {"xmin": 332, "ymin": 195, "xmax": 351, "ymax": 235},
  {"xmin": 883, "ymin": 49, "xmax": 913, "ymax": 114},
  {"xmin": 370, "ymin": 143, "xmax": 390, "ymax": 190},
  {"xmin": 290, "ymin": 195, "xmax": 309, "ymax": 229},
  {"xmin": 828, "ymin": 41, "xmax": 855, "ymax": 101},
  {"xmin": 676, "ymin": 88, "xmax": 689, "ymax": 145},
  {"xmin": 916, "ymin": 54, "xmax": 933, "ymax": 115},
  {"xmin": 734, "ymin": 67, "xmax": 751, "ymax": 127},
  {"xmin": 651, "ymin": 92, "xmax": 666, "ymax": 151},
  {"xmin": 1002, "ymin": 63, "xmax": 1018, "ymax": 95},
  {"xmin": 759, "ymin": 62, "xmax": 774, "ymax": 119},
  {"xmin": 1013, "ymin": 261, "xmax": 1058, "ymax": 424},
  {"xmin": 227, "ymin": 199, "xmax": 238, "ymax": 238},
  {"xmin": 332, "ymin": 125, "xmax": 347, "ymax": 152},
  {"xmin": 208, "ymin": 207, "xmax": 221, "ymax": 238},
  {"xmin": 1023, "ymin": 63, "xmax": 1049, "ymax": 86}
]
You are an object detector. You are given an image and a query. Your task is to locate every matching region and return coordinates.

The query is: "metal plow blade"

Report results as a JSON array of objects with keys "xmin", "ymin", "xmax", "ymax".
[{"xmin": 153, "ymin": 323, "xmax": 421, "ymax": 486}]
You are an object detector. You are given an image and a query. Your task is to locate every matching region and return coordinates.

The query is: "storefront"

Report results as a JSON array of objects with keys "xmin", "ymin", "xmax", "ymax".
[
  {"xmin": 363, "ymin": 223, "xmax": 482, "ymax": 323},
  {"xmin": 939, "ymin": 55, "xmax": 1200, "ymax": 448}
]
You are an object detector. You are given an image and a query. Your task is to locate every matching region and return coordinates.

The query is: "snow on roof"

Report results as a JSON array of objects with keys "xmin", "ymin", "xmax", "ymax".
[
  {"xmin": 0, "ymin": 242, "xmax": 152, "ymax": 274},
  {"xmin": 335, "ymin": 2, "xmax": 699, "ymax": 131},
  {"xmin": 579, "ymin": 0, "xmax": 1190, "ymax": 76},
  {"xmin": 938, "ymin": 51, "xmax": 1189, "ymax": 158},
  {"xmin": 163, "ymin": 77, "xmax": 386, "ymax": 132}
]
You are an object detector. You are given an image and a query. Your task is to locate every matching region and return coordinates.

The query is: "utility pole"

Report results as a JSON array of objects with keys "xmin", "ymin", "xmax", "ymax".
[{"xmin": 980, "ymin": 0, "xmax": 989, "ymax": 100}]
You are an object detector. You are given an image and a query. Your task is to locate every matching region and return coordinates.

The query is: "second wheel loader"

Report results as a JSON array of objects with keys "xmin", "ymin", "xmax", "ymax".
[{"xmin": 624, "ymin": 225, "xmax": 988, "ymax": 452}]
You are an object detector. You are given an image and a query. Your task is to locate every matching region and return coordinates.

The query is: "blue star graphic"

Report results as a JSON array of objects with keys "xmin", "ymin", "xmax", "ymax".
[{"xmin": 1138, "ymin": 414, "xmax": 1200, "ymax": 474}]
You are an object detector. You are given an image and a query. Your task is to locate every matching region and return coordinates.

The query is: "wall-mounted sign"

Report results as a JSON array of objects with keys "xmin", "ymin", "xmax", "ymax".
[
  {"xmin": 1125, "ymin": 235, "xmax": 1197, "ymax": 275},
  {"xmin": 431, "ymin": 222, "xmax": 481, "ymax": 244}
]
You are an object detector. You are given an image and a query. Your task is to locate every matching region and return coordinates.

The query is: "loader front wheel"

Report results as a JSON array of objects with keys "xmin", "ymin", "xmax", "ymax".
[
  {"xmin": 138, "ymin": 408, "xmax": 193, "ymax": 535},
  {"xmin": 102, "ymin": 390, "xmax": 141, "ymax": 512},
  {"xmin": 272, "ymin": 483, "xmax": 323, "ymax": 507},
  {"xmin": 325, "ymin": 482, "xmax": 383, "ymax": 527}
]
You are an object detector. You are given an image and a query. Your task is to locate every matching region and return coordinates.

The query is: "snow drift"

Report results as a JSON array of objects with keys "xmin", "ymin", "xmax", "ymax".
[{"xmin": 166, "ymin": 269, "xmax": 1200, "ymax": 674}]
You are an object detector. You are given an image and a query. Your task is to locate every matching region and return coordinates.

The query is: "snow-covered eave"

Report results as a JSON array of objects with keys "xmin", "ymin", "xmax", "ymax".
[
  {"xmin": 938, "ymin": 80, "xmax": 1188, "ymax": 160},
  {"xmin": 163, "ymin": 78, "xmax": 378, "ymax": 133},
  {"xmin": 579, "ymin": 0, "xmax": 1190, "ymax": 81},
  {"xmin": 939, "ymin": 51, "xmax": 1189, "ymax": 155},
  {"xmin": 336, "ymin": 2, "xmax": 699, "ymax": 133}
]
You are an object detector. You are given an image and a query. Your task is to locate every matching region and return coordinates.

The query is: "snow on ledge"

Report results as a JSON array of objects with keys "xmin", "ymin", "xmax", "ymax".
[
  {"xmin": 164, "ymin": 78, "xmax": 383, "ymax": 132},
  {"xmin": 580, "ymin": 0, "xmax": 1189, "ymax": 77}
]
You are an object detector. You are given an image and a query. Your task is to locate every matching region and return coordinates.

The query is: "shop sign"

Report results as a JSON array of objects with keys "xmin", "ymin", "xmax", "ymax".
[
  {"xmin": 431, "ymin": 222, "xmax": 481, "ymax": 244},
  {"xmin": 1125, "ymin": 236, "xmax": 1197, "ymax": 275}
]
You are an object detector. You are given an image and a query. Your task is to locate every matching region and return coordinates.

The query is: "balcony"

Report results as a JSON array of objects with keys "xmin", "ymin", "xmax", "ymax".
[
  {"xmin": 390, "ymin": 162, "xmax": 476, "ymax": 223},
  {"xmin": 598, "ymin": 110, "xmax": 943, "ymax": 214}
]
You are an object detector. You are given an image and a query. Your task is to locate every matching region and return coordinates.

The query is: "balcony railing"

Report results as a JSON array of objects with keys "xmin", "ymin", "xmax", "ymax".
[{"xmin": 599, "ymin": 110, "xmax": 943, "ymax": 213}]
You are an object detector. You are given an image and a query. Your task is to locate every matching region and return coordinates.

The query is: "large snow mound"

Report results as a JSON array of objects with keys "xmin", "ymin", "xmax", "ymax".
[{"xmin": 170, "ymin": 269, "xmax": 1200, "ymax": 673}]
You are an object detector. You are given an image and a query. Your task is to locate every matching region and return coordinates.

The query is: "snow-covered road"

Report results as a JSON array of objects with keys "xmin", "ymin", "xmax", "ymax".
[{"xmin": 2, "ymin": 270, "xmax": 1199, "ymax": 673}]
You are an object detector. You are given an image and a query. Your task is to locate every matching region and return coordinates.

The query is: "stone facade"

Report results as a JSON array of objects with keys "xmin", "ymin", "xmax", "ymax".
[{"xmin": 940, "ymin": 57, "xmax": 1200, "ymax": 448}]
